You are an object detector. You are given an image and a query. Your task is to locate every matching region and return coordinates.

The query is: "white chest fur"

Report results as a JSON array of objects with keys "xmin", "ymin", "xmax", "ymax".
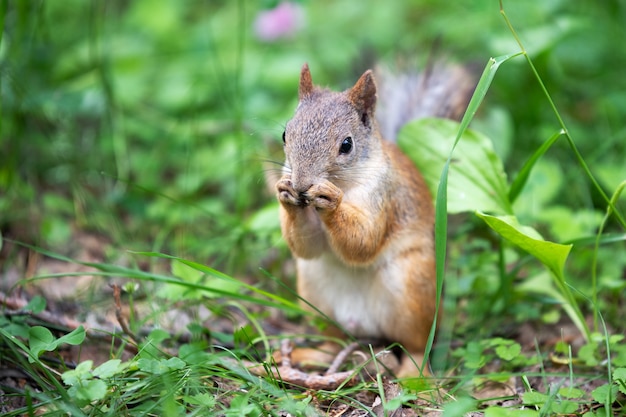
[{"xmin": 296, "ymin": 253, "xmax": 401, "ymax": 338}]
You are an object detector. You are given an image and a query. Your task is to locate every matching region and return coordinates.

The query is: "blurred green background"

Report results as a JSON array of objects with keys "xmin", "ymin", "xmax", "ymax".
[{"xmin": 1, "ymin": 0, "xmax": 625, "ymax": 293}]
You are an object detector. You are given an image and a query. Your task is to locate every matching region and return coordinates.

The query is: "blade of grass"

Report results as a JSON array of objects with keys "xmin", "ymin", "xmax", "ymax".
[
  {"xmin": 132, "ymin": 251, "xmax": 302, "ymax": 312},
  {"xmin": 591, "ymin": 180, "xmax": 626, "ymax": 330},
  {"xmin": 8, "ymin": 239, "xmax": 303, "ymax": 314},
  {"xmin": 0, "ymin": 327, "xmax": 88, "ymax": 416},
  {"xmin": 509, "ymin": 129, "xmax": 565, "ymax": 203},
  {"xmin": 428, "ymin": 51, "xmax": 522, "ymax": 369},
  {"xmin": 0, "ymin": 1, "xmax": 6, "ymax": 138}
]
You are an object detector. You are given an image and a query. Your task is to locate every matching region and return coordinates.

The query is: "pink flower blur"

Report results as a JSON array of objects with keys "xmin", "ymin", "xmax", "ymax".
[{"xmin": 254, "ymin": 2, "xmax": 304, "ymax": 42}]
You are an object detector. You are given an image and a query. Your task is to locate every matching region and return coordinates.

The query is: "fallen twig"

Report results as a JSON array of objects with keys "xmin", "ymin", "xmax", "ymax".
[
  {"xmin": 241, "ymin": 339, "xmax": 358, "ymax": 390},
  {"xmin": 111, "ymin": 284, "xmax": 138, "ymax": 344}
]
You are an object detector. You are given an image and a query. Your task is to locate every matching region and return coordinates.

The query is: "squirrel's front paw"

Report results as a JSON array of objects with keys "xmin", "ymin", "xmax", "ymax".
[
  {"xmin": 308, "ymin": 181, "xmax": 342, "ymax": 211},
  {"xmin": 276, "ymin": 178, "xmax": 300, "ymax": 206}
]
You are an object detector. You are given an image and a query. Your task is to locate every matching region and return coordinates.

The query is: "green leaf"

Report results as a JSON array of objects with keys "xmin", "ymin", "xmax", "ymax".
[
  {"xmin": 137, "ymin": 358, "xmax": 166, "ymax": 374},
  {"xmin": 28, "ymin": 326, "xmax": 56, "ymax": 359},
  {"xmin": 590, "ymin": 383, "xmax": 617, "ymax": 404},
  {"xmin": 399, "ymin": 118, "xmax": 512, "ymax": 215},
  {"xmin": 147, "ymin": 328, "xmax": 171, "ymax": 344},
  {"xmin": 70, "ymin": 379, "xmax": 108, "ymax": 402},
  {"xmin": 56, "ymin": 325, "xmax": 86, "ymax": 346},
  {"xmin": 29, "ymin": 325, "xmax": 85, "ymax": 362},
  {"xmin": 558, "ymin": 387, "xmax": 584, "ymax": 399},
  {"xmin": 137, "ymin": 357, "xmax": 186, "ymax": 375},
  {"xmin": 93, "ymin": 359, "xmax": 124, "ymax": 379},
  {"xmin": 485, "ymin": 406, "xmax": 538, "ymax": 417},
  {"xmin": 549, "ymin": 400, "xmax": 578, "ymax": 414},
  {"xmin": 184, "ymin": 393, "xmax": 216, "ymax": 408},
  {"xmin": 613, "ymin": 368, "xmax": 626, "ymax": 395},
  {"xmin": 179, "ymin": 342, "xmax": 213, "ymax": 365},
  {"xmin": 442, "ymin": 397, "xmax": 476, "ymax": 417},
  {"xmin": 577, "ymin": 343, "xmax": 599, "ymax": 366},
  {"xmin": 164, "ymin": 356, "xmax": 186, "ymax": 370},
  {"xmin": 24, "ymin": 295, "xmax": 46, "ymax": 314},
  {"xmin": 495, "ymin": 342, "xmax": 521, "ymax": 361},
  {"xmin": 522, "ymin": 391, "xmax": 548, "ymax": 406},
  {"xmin": 475, "ymin": 213, "xmax": 571, "ymax": 276},
  {"xmin": 62, "ymin": 360, "xmax": 94, "ymax": 386},
  {"xmin": 464, "ymin": 341, "xmax": 486, "ymax": 370},
  {"xmin": 476, "ymin": 213, "xmax": 589, "ymax": 340}
]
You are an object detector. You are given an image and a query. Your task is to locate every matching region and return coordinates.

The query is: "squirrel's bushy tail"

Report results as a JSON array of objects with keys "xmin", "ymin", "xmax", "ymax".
[{"xmin": 374, "ymin": 63, "xmax": 475, "ymax": 142}]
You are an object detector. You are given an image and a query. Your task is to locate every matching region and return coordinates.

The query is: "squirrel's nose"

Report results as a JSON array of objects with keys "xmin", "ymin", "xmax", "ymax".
[
  {"xmin": 298, "ymin": 191, "xmax": 313, "ymax": 206},
  {"xmin": 292, "ymin": 180, "xmax": 313, "ymax": 196}
]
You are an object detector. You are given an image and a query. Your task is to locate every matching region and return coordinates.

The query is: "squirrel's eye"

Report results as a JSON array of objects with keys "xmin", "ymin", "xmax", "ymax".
[
  {"xmin": 282, "ymin": 131, "xmax": 286, "ymax": 144},
  {"xmin": 339, "ymin": 137, "xmax": 353, "ymax": 154}
]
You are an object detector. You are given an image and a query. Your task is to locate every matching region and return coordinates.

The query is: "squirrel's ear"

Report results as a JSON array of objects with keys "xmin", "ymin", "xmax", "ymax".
[
  {"xmin": 348, "ymin": 70, "xmax": 377, "ymax": 126},
  {"xmin": 299, "ymin": 63, "xmax": 314, "ymax": 100}
]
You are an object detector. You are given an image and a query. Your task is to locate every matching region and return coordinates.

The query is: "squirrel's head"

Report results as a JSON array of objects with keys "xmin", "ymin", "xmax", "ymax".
[{"xmin": 282, "ymin": 64, "xmax": 383, "ymax": 194}]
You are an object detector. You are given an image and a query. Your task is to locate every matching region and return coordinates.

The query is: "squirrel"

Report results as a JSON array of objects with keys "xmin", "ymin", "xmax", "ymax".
[{"xmin": 275, "ymin": 62, "xmax": 474, "ymax": 377}]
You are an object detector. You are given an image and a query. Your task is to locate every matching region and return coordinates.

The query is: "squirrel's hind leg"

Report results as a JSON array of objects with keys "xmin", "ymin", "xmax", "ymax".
[
  {"xmin": 396, "ymin": 351, "xmax": 432, "ymax": 378},
  {"xmin": 272, "ymin": 341, "xmax": 342, "ymax": 370}
]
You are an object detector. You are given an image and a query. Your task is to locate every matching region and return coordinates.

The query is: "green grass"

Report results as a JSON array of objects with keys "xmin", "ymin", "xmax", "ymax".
[{"xmin": 1, "ymin": 0, "xmax": 626, "ymax": 415}]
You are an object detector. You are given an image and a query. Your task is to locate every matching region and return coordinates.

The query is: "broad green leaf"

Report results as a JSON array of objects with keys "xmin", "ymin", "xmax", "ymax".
[
  {"xmin": 56, "ymin": 325, "xmax": 86, "ymax": 346},
  {"xmin": 184, "ymin": 393, "xmax": 217, "ymax": 408},
  {"xmin": 522, "ymin": 391, "xmax": 548, "ymax": 406},
  {"xmin": 137, "ymin": 357, "xmax": 185, "ymax": 375},
  {"xmin": 464, "ymin": 341, "xmax": 486, "ymax": 370},
  {"xmin": 147, "ymin": 328, "xmax": 171, "ymax": 344},
  {"xmin": 559, "ymin": 387, "xmax": 584, "ymax": 399},
  {"xmin": 549, "ymin": 400, "xmax": 578, "ymax": 414},
  {"xmin": 137, "ymin": 358, "xmax": 166, "ymax": 374},
  {"xmin": 24, "ymin": 295, "xmax": 46, "ymax": 314},
  {"xmin": 577, "ymin": 342, "xmax": 599, "ymax": 366},
  {"xmin": 62, "ymin": 360, "xmax": 94, "ymax": 386},
  {"xmin": 29, "ymin": 325, "xmax": 86, "ymax": 362},
  {"xmin": 28, "ymin": 326, "xmax": 56, "ymax": 359},
  {"xmin": 70, "ymin": 379, "xmax": 108, "ymax": 402},
  {"xmin": 93, "ymin": 359, "xmax": 124, "ymax": 379},
  {"xmin": 442, "ymin": 397, "xmax": 476, "ymax": 417},
  {"xmin": 485, "ymin": 406, "xmax": 538, "ymax": 417},
  {"xmin": 614, "ymin": 368, "xmax": 626, "ymax": 395},
  {"xmin": 164, "ymin": 356, "xmax": 186, "ymax": 370},
  {"xmin": 476, "ymin": 213, "xmax": 588, "ymax": 339},
  {"xmin": 399, "ymin": 118, "xmax": 512, "ymax": 215},
  {"xmin": 475, "ymin": 213, "xmax": 571, "ymax": 277},
  {"xmin": 179, "ymin": 342, "xmax": 214, "ymax": 365},
  {"xmin": 495, "ymin": 342, "xmax": 521, "ymax": 361},
  {"xmin": 591, "ymin": 384, "xmax": 618, "ymax": 404}
]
